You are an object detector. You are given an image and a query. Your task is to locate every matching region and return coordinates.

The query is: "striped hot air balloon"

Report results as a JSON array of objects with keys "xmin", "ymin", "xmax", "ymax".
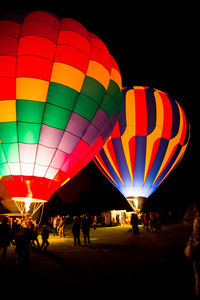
[
  {"xmin": 0, "ymin": 10, "xmax": 123, "ymax": 214},
  {"xmin": 94, "ymin": 86, "xmax": 190, "ymax": 209}
]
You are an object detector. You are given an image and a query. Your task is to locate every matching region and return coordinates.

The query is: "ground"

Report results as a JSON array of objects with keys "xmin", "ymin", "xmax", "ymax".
[{"xmin": 0, "ymin": 222, "xmax": 195, "ymax": 297}]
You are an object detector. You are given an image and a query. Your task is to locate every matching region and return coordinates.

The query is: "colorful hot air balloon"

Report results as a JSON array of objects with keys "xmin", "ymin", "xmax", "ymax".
[
  {"xmin": 94, "ymin": 86, "xmax": 190, "ymax": 209},
  {"xmin": 0, "ymin": 10, "xmax": 123, "ymax": 214}
]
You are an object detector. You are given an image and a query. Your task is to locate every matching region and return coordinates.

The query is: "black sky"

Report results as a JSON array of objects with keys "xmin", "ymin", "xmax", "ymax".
[{"xmin": 0, "ymin": 2, "xmax": 198, "ymax": 214}]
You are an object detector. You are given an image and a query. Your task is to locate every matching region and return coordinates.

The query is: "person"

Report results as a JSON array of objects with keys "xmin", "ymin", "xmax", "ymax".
[
  {"xmin": 143, "ymin": 212, "xmax": 149, "ymax": 230},
  {"xmin": 56, "ymin": 215, "xmax": 61, "ymax": 235},
  {"xmin": 187, "ymin": 202, "xmax": 200, "ymax": 296},
  {"xmin": 27, "ymin": 216, "xmax": 33, "ymax": 229},
  {"xmin": 49, "ymin": 216, "xmax": 53, "ymax": 229},
  {"xmin": 12, "ymin": 218, "xmax": 21, "ymax": 235},
  {"xmin": 154, "ymin": 212, "xmax": 161, "ymax": 232},
  {"xmin": 58, "ymin": 216, "xmax": 65, "ymax": 238},
  {"xmin": 53, "ymin": 216, "xmax": 58, "ymax": 236},
  {"xmin": 130, "ymin": 212, "xmax": 139, "ymax": 234},
  {"xmin": 30, "ymin": 224, "xmax": 40, "ymax": 248},
  {"xmin": 40, "ymin": 225, "xmax": 51, "ymax": 252},
  {"xmin": 116, "ymin": 214, "xmax": 120, "ymax": 225},
  {"xmin": 72, "ymin": 216, "xmax": 81, "ymax": 246},
  {"xmin": 14, "ymin": 223, "xmax": 30, "ymax": 266},
  {"xmin": 149, "ymin": 212, "xmax": 155, "ymax": 232},
  {"xmin": 101, "ymin": 215, "xmax": 106, "ymax": 227},
  {"xmin": 0, "ymin": 216, "xmax": 13, "ymax": 264},
  {"xmin": 93, "ymin": 215, "xmax": 97, "ymax": 230},
  {"xmin": 15, "ymin": 225, "xmax": 25, "ymax": 265},
  {"xmin": 82, "ymin": 214, "xmax": 91, "ymax": 245}
]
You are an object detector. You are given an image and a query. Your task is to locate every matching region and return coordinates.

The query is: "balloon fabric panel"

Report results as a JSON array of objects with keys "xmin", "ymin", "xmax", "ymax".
[
  {"xmin": 94, "ymin": 86, "xmax": 190, "ymax": 199},
  {"xmin": 0, "ymin": 11, "xmax": 123, "ymax": 202}
]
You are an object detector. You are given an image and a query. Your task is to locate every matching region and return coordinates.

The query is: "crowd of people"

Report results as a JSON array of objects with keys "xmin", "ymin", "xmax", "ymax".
[
  {"xmin": 0, "ymin": 213, "xmax": 100, "ymax": 265},
  {"xmin": 130, "ymin": 211, "xmax": 161, "ymax": 234},
  {"xmin": 0, "ymin": 214, "xmax": 51, "ymax": 266},
  {"xmin": 142, "ymin": 212, "xmax": 162, "ymax": 232},
  {"xmin": 49, "ymin": 215, "xmax": 66, "ymax": 237}
]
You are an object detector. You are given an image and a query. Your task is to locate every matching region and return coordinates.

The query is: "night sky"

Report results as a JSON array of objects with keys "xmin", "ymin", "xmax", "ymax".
[{"xmin": 0, "ymin": 3, "xmax": 198, "ymax": 215}]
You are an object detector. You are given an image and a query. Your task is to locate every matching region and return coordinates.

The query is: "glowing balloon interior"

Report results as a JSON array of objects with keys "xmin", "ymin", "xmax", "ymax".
[
  {"xmin": 0, "ymin": 11, "xmax": 123, "ymax": 205},
  {"xmin": 94, "ymin": 86, "xmax": 190, "ymax": 200}
]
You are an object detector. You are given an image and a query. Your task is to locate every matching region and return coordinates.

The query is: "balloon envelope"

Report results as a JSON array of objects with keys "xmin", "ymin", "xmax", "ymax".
[
  {"xmin": 94, "ymin": 86, "xmax": 190, "ymax": 200},
  {"xmin": 0, "ymin": 11, "xmax": 123, "ymax": 203}
]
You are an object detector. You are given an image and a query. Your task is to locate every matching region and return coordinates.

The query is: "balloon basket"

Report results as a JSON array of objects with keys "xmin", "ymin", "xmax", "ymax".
[
  {"xmin": 126, "ymin": 197, "xmax": 146, "ymax": 211},
  {"xmin": 126, "ymin": 197, "xmax": 138, "ymax": 211}
]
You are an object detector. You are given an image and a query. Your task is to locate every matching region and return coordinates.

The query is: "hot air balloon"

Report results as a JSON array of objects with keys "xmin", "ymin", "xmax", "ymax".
[
  {"xmin": 94, "ymin": 86, "xmax": 190, "ymax": 210},
  {"xmin": 0, "ymin": 10, "xmax": 123, "ymax": 215}
]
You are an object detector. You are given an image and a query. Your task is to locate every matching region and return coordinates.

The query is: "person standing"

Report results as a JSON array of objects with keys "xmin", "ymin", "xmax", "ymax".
[
  {"xmin": 53, "ymin": 216, "xmax": 57, "ymax": 236},
  {"xmin": 131, "ymin": 212, "xmax": 139, "ymax": 234},
  {"xmin": 56, "ymin": 215, "xmax": 61, "ymax": 235},
  {"xmin": 15, "ymin": 225, "xmax": 27, "ymax": 265},
  {"xmin": 82, "ymin": 214, "xmax": 91, "ymax": 245},
  {"xmin": 188, "ymin": 203, "xmax": 200, "ymax": 297},
  {"xmin": 143, "ymin": 212, "xmax": 149, "ymax": 230},
  {"xmin": 155, "ymin": 212, "xmax": 161, "ymax": 232},
  {"xmin": 93, "ymin": 215, "xmax": 97, "ymax": 230},
  {"xmin": 72, "ymin": 216, "xmax": 81, "ymax": 246},
  {"xmin": 59, "ymin": 216, "xmax": 66, "ymax": 238},
  {"xmin": 149, "ymin": 212, "xmax": 155, "ymax": 232},
  {"xmin": 0, "ymin": 216, "xmax": 13, "ymax": 264}
]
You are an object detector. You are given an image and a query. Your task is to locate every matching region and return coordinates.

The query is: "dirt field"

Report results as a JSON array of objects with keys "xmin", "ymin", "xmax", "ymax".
[{"xmin": 0, "ymin": 222, "xmax": 195, "ymax": 297}]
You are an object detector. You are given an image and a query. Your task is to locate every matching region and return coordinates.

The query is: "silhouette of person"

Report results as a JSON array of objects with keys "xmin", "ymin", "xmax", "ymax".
[
  {"xmin": 30, "ymin": 224, "xmax": 40, "ymax": 248},
  {"xmin": 0, "ymin": 216, "xmax": 13, "ymax": 264},
  {"xmin": 15, "ymin": 225, "xmax": 30, "ymax": 266},
  {"xmin": 53, "ymin": 216, "xmax": 58, "ymax": 236},
  {"xmin": 93, "ymin": 215, "xmax": 97, "ymax": 230},
  {"xmin": 189, "ymin": 202, "xmax": 200, "ymax": 296},
  {"xmin": 82, "ymin": 214, "xmax": 91, "ymax": 245},
  {"xmin": 72, "ymin": 216, "xmax": 81, "ymax": 246},
  {"xmin": 131, "ymin": 212, "xmax": 139, "ymax": 234},
  {"xmin": 40, "ymin": 225, "xmax": 51, "ymax": 252}
]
